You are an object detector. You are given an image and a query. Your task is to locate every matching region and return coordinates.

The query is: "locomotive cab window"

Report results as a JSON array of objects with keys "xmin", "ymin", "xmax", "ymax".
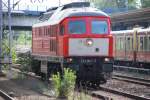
[
  {"xmin": 91, "ymin": 20, "xmax": 108, "ymax": 34},
  {"xmin": 68, "ymin": 20, "xmax": 86, "ymax": 34},
  {"xmin": 60, "ymin": 25, "xmax": 64, "ymax": 35}
]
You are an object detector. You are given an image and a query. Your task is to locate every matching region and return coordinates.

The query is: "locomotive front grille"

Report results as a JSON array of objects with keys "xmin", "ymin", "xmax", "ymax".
[{"xmin": 68, "ymin": 38, "xmax": 109, "ymax": 56}]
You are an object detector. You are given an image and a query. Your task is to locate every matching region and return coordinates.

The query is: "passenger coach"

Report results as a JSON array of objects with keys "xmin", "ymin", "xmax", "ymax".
[
  {"xmin": 32, "ymin": 2, "xmax": 113, "ymax": 85},
  {"xmin": 112, "ymin": 28, "xmax": 150, "ymax": 69}
]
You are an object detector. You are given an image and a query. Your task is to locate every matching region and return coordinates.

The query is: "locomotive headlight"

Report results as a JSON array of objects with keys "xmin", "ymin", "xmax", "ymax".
[
  {"xmin": 86, "ymin": 39, "xmax": 93, "ymax": 46},
  {"xmin": 66, "ymin": 58, "xmax": 73, "ymax": 62},
  {"xmin": 104, "ymin": 58, "xmax": 110, "ymax": 62},
  {"xmin": 69, "ymin": 58, "xmax": 73, "ymax": 62}
]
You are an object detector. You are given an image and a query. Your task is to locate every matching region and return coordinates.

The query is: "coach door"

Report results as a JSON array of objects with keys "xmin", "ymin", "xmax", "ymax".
[
  {"xmin": 147, "ymin": 35, "xmax": 150, "ymax": 62},
  {"xmin": 125, "ymin": 35, "xmax": 133, "ymax": 61},
  {"xmin": 137, "ymin": 34, "xmax": 145, "ymax": 62}
]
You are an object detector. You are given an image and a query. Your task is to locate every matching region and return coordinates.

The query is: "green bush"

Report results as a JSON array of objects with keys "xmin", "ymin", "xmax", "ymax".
[
  {"xmin": 52, "ymin": 68, "xmax": 76, "ymax": 98},
  {"xmin": 16, "ymin": 53, "xmax": 32, "ymax": 72},
  {"xmin": 2, "ymin": 40, "xmax": 17, "ymax": 64},
  {"xmin": 12, "ymin": 49, "xmax": 17, "ymax": 63}
]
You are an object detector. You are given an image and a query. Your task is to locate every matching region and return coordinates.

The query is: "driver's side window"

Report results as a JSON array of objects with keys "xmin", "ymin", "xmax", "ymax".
[{"xmin": 60, "ymin": 25, "xmax": 64, "ymax": 35}]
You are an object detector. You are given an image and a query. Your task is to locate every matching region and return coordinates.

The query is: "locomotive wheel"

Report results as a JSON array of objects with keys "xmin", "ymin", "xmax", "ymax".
[
  {"xmin": 40, "ymin": 72, "xmax": 47, "ymax": 81},
  {"xmin": 47, "ymin": 62, "xmax": 63, "ymax": 78},
  {"xmin": 31, "ymin": 60, "xmax": 41, "ymax": 75}
]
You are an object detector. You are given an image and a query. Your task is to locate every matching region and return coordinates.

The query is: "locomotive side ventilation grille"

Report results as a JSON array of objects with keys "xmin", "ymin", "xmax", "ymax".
[{"xmin": 50, "ymin": 39, "xmax": 56, "ymax": 52}]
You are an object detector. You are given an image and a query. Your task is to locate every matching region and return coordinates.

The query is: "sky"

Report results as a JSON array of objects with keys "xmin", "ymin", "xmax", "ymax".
[{"xmin": 2, "ymin": 0, "xmax": 83, "ymax": 11}]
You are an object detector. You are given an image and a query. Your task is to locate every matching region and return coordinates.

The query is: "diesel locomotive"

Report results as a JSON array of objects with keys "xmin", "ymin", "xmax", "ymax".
[{"xmin": 32, "ymin": 2, "xmax": 113, "ymax": 85}]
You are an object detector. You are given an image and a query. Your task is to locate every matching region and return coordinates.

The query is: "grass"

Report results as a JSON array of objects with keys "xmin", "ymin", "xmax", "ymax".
[{"xmin": 68, "ymin": 91, "xmax": 92, "ymax": 100}]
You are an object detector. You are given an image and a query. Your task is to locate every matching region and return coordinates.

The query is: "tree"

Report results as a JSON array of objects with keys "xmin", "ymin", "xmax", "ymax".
[
  {"xmin": 141, "ymin": 0, "xmax": 150, "ymax": 8},
  {"xmin": 116, "ymin": 0, "xmax": 128, "ymax": 8},
  {"xmin": 2, "ymin": 30, "xmax": 17, "ymax": 64},
  {"xmin": 128, "ymin": 0, "xmax": 142, "ymax": 9},
  {"xmin": 91, "ymin": 0, "xmax": 117, "ymax": 9},
  {"xmin": 16, "ymin": 31, "xmax": 32, "ymax": 46},
  {"xmin": 91, "ymin": 0, "xmax": 142, "ymax": 11}
]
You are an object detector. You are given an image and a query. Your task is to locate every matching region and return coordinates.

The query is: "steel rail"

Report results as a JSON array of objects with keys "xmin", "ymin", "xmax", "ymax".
[
  {"xmin": 113, "ymin": 76, "xmax": 150, "ymax": 87},
  {"xmin": 113, "ymin": 74, "xmax": 150, "ymax": 83},
  {"xmin": 113, "ymin": 65, "xmax": 150, "ymax": 74},
  {"xmin": 12, "ymin": 65, "xmax": 111, "ymax": 100},
  {"xmin": 11, "ymin": 67, "xmax": 41, "ymax": 79},
  {"xmin": 10, "ymin": 67, "xmax": 53, "ymax": 98},
  {"xmin": 80, "ymin": 86, "xmax": 113, "ymax": 100},
  {"xmin": 99, "ymin": 86, "xmax": 150, "ymax": 100},
  {"xmin": 0, "ymin": 90, "xmax": 14, "ymax": 100},
  {"xmin": 91, "ymin": 92, "xmax": 112, "ymax": 100},
  {"xmin": 83, "ymin": 81, "xmax": 150, "ymax": 100},
  {"xmin": 12, "ymin": 64, "xmax": 150, "ymax": 99}
]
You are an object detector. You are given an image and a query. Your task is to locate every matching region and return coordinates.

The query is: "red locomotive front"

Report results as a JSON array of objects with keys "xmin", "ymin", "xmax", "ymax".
[
  {"xmin": 32, "ymin": 2, "xmax": 113, "ymax": 85},
  {"xmin": 60, "ymin": 17, "xmax": 113, "ymax": 57}
]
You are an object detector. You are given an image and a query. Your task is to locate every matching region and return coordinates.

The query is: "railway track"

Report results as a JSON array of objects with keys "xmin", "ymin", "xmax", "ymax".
[
  {"xmin": 10, "ymin": 68, "xmax": 55, "ymax": 97},
  {"xmin": 0, "ymin": 67, "xmax": 53, "ymax": 100},
  {"xmin": 11, "ymin": 64, "xmax": 150, "ymax": 100},
  {"xmin": 113, "ymin": 74, "xmax": 150, "ymax": 87},
  {"xmin": 90, "ymin": 90, "xmax": 114, "ymax": 100},
  {"xmin": 114, "ymin": 65, "xmax": 150, "ymax": 75},
  {"xmin": 84, "ymin": 85, "xmax": 150, "ymax": 100},
  {"xmin": 98, "ymin": 86, "xmax": 150, "ymax": 100},
  {"xmin": 11, "ymin": 67, "xmax": 41, "ymax": 80},
  {"xmin": 83, "ymin": 73, "xmax": 150, "ymax": 100},
  {"xmin": 0, "ymin": 89, "xmax": 14, "ymax": 100}
]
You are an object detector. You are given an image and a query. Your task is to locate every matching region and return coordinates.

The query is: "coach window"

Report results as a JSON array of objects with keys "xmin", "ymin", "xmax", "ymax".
[
  {"xmin": 92, "ymin": 20, "xmax": 108, "ymax": 34},
  {"xmin": 131, "ymin": 37, "xmax": 133, "ymax": 50},
  {"xmin": 126, "ymin": 37, "xmax": 128, "ymax": 51},
  {"xmin": 139, "ymin": 36, "xmax": 144, "ymax": 51},
  {"xmin": 120, "ymin": 37, "xmax": 124, "ymax": 50},
  {"xmin": 119, "ymin": 37, "xmax": 121, "ymax": 50},
  {"xmin": 68, "ymin": 20, "xmax": 86, "ymax": 34},
  {"xmin": 144, "ymin": 36, "xmax": 147, "ymax": 51},
  {"xmin": 148, "ymin": 36, "xmax": 150, "ymax": 51},
  {"xmin": 116, "ymin": 37, "xmax": 120, "ymax": 50},
  {"xmin": 126, "ymin": 37, "xmax": 131, "ymax": 51}
]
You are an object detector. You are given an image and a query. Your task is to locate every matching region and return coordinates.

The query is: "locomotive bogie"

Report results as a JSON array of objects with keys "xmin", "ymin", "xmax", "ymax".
[{"xmin": 33, "ymin": 55, "xmax": 113, "ymax": 83}]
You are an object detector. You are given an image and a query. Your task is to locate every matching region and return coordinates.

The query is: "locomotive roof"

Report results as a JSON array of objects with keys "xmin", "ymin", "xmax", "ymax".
[{"xmin": 33, "ymin": 2, "xmax": 109, "ymax": 28}]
